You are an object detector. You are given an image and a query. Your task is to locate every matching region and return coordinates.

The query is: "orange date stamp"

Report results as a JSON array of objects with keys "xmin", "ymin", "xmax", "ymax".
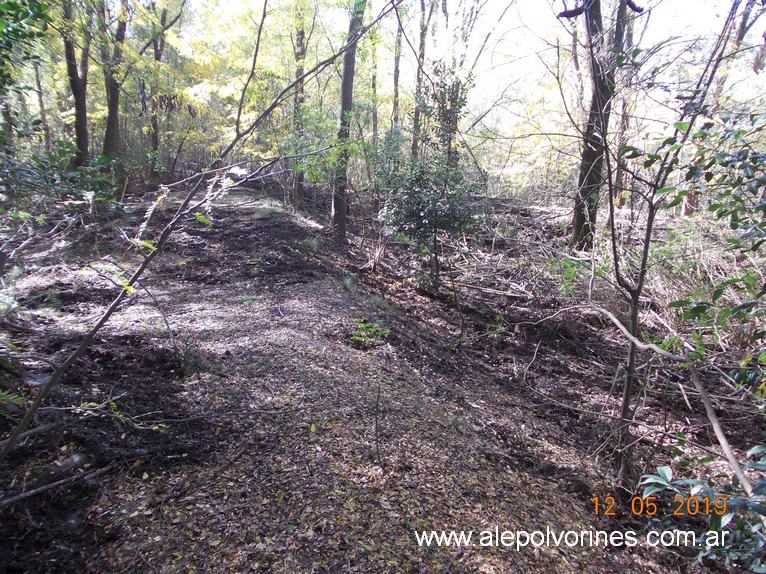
[{"xmin": 592, "ymin": 495, "xmax": 728, "ymax": 517}]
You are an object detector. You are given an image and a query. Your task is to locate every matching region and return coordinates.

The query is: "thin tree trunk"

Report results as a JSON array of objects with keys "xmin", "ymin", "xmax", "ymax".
[
  {"xmin": 614, "ymin": 98, "xmax": 630, "ymax": 208},
  {"xmin": 371, "ymin": 33, "xmax": 378, "ymax": 149},
  {"xmin": 392, "ymin": 22, "xmax": 402, "ymax": 128},
  {"xmin": 569, "ymin": 0, "xmax": 629, "ymax": 251},
  {"xmin": 614, "ymin": 13, "xmax": 634, "ymax": 209},
  {"xmin": 0, "ymin": 92, "xmax": 13, "ymax": 154},
  {"xmin": 292, "ymin": 2, "xmax": 307, "ymax": 206},
  {"xmin": 370, "ymin": 21, "xmax": 380, "ymax": 213},
  {"xmin": 148, "ymin": 7, "xmax": 169, "ymax": 192},
  {"xmin": 33, "ymin": 63, "xmax": 51, "ymax": 151},
  {"xmin": 333, "ymin": 0, "xmax": 368, "ymax": 240},
  {"xmin": 411, "ymin": 0, "xmax": 434, "ymax": 161}
]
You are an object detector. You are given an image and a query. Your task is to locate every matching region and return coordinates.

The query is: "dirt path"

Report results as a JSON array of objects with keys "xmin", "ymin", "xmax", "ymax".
[{"xmin": 1, "ymin": 200, "xmax": 733, "ymax": 573}]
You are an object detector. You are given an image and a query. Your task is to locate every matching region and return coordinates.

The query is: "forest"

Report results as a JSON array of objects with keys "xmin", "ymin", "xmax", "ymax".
[{"xmin": 1, "ymin": 0, "xmax": 766, "ymax": 571}]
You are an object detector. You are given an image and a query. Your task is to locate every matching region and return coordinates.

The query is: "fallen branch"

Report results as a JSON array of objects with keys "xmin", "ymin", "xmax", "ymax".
[
  {"xmin": 0, "ymin": 176, "xmax": 206, "ymax": 460},
  {"xmin": 0, "ymin": 464, "xmax": 113, "ymax": 508},
  {"xmin": 0, "ymin": 423, "xmax": 59, "ymax": 449}
]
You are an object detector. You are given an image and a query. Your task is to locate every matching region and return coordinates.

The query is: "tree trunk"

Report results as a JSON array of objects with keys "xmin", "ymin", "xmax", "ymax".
[
  {"xmin": 101, "ymin": 0, "xmax": 128, "ymax": 161},
  {"xmin": 370, "ymin": 22, "xmax": 380, "ymax": 213},
  {"xmin": 148, "ymin": 8, "xmax": 169, "ymax": 192},
  {"xmin": 371, "ymin": 33, "xmax": 378, "ymax": 149},
  {"xmin": 411, "ymin": 0, "xmax": 434, "ymax": 161},
  {"xmin": 614, "ymin": 98, "xmax": 630, "ymax": 209},
  {"xmin": 0, "ymin": 92, "xmax": 13, "ymax": 154},
  {"xmin": 570, "ymin": 0, "xmax": 628, "ymax": 251},
  {"xmin": 33, "ymin": 62, "xmax": 51, "ymax": 151},
  {"xmin": 292, "ymin": 2, "xmax": 307, "ymax": 206},
  {"xmin": 62, "ymin": 0, "xmax": 91, "ymax": 168},
  {"xmin": 391, "ymin": 22, "xmax": 402, "ymax": 129},
  {"xmin": 614, "ymin": 13, "xmax": 634, "ymax": 209},
  {"xmin": 333, "ymin": 0, "xmax": 368, "ymax": 241}
]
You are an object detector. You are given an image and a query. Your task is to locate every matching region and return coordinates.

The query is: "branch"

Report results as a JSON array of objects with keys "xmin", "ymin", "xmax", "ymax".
[
  {"xmin": 0, "ymin": 465, "xmax": 113, "ymax": 508},
  {"xmin": 136, "ymin": 0, "xmax": 187, "ymax": 57},
  {"xmin": 235, "ymin": 0, "xmax": 268, "ymax": 137},
  {"xmin": 557, "ymin": 6, "xmax": 584, "ymax": 19},
  {"xmin": 587, "ymin": 304, "xmax": 763, "ymax": 520},
  {"xmin": 0, "ymin": 176, "xmax": 207, "ymax": 460}
]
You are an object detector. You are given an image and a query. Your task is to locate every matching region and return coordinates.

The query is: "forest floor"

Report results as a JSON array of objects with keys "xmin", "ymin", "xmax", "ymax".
[{"xmin": 0, "ymin": 193, "xmax": 761, "ymax": 573}]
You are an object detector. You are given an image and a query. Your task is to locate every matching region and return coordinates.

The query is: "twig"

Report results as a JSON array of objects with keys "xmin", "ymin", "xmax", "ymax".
[
  {"xmin": 140, "ymin": 407, "xmax": 301, "ymax": 424},
  {"xmin": 0, "ymin": 423, "xmax": 59, "ymax": 449},
  {"xmin": 374, "ymin": 380, "xmax": 384, "ymax": 470},
  {"xmin": 0, "ymin": 464, "xmax": 113, "ymax": 508}
]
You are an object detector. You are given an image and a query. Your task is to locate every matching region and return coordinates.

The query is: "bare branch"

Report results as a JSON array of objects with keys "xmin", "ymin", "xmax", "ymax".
[{"xmin": 557, "ymin": 6, "xmax": 584, "ymax": 19}]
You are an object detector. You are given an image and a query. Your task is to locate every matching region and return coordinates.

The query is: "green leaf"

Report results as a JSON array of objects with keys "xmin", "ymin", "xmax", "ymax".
[
  {"xmin": 657, "ymin": 465, "xmax": 673, "ymax": 482},
  {"xmin": 674, "ymin": 121, "xmax": 690, "ymax": 132},
  {"xmin": 666, "ymin": 191, "xmax": 687, "ymax": 208},
  {"xmin": 619, "ymin": 145, "xmax": 642, "ymax": 159},
  {"xmin": 642, "ymin": 484, "xmax": 668, "ymax": 497},
  {"xmin": 747, "ymin": 445, "xmax": 766, "ymax": 458},
  {"xmin": 719, "ymin": 512, "xmax": 735, "ymax": 530},
  {"xmin": 193, "ymin": 211, "xmax": 214, "ymax": 227},
  {"xmin": 653, "ymin": 186, "xmax": 676, "ymax": 205}
]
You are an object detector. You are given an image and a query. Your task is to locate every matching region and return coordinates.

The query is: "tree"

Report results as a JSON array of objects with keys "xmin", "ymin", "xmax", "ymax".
[
  {"xmin": 144, "ymin": 1, "xmax": 186, "ymax": 190},
  {"xmin": 0, "ymin": 0, "xmax": 50, "ymax": 153},
  {"xmin": 410, "ymin": 0, "xmax": 436, "ymax": 160},
  {"xmin": 291, "ymin": 0, "xmax": 309, "ymax": 205},
  {"xmin": 98, "ymin": 0, "xmax": 129, "ymax": 161},
  {"xmin": 391, "ymin": 17, "xmax": 402, "ymax": 129},
  {"xmin": 61, "ymin": 0, "xmax": 93, "ymax": 167},
  {"xmin": 332, "ymin": 0, "xmax": 368, "ymax": 240},
  {"xmin": 381, "ymin": 66, "xmax": 479, "ymax": 290},
  {"xmin": 595, "ymin": 0, "xmax": 756, "ymax": 490},
  {"xmin": 559, "ymin": 0, "xmax": 642, "ymax": 250}
]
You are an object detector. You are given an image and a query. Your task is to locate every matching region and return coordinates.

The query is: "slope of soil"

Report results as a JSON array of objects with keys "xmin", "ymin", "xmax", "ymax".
[{"xmin": 0, "ymin": 197, "xmax": 746, "ymax": 573}]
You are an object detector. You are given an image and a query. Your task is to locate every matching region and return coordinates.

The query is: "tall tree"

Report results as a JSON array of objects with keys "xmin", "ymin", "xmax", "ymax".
[
  {"xmin": 391, "ymin": 19, "xmax": 402, "ymax": 129},
  {"xmin": 292, "ymin": 0, "xmax": 308, "ymax": 205},
  {"xmin": 145, "ymin": 2, "xmax": 183, "ymax": 189},
  {"xmin": 411, "ymin": 0, "xmax": 436, "ymax": 160},
  {"xmin": 0, "ymin": 0, "xmax": 50, "ymax": 155},
  {"xmin": 332, "ymin": 0, "xmax": 368, "ymax": 240},
  {"xmin": 98, "ymin": 0, "xmax": 129, "ymax": 160},
  {"xmin": 61, "ymin": 0, "xmax": 92, "ymax": 167},
  {"xmin": 560, "ymin": 0, "xmax": 642, "ymax": 250}
]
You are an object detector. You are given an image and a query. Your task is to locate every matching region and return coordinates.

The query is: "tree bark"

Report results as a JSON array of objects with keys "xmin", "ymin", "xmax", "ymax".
[
  {"xmin": 569, "ymin": 0, "xmax": 628, "ymax": 251},
  {"xmin": 391, "ymin": 22, "xmax": 402, "ymax": 129},
  {"xmin": 100, "ymin": 0, "xmax": 129, "ymax": 161},
  {"xmin": 62, "ymin": 0, "xmax": 91, "ymax": 168},
  {"xmin": 33, "ymin": 62, "xmax": 51, "ymax": 151},
  {"xmin": 147, "ymin": 7, "xmax": 169, "ymax": 192},
  {"xmin": 333, "ymin": 0, "xmax": 368, "ymax": 240},
  {"xmin": 0, "ymin": 92, "xmax": 13, "ymax": 154},
  {"xmin": 292, "ymin": 2, "xmax": 307, "ymax": 206}
]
